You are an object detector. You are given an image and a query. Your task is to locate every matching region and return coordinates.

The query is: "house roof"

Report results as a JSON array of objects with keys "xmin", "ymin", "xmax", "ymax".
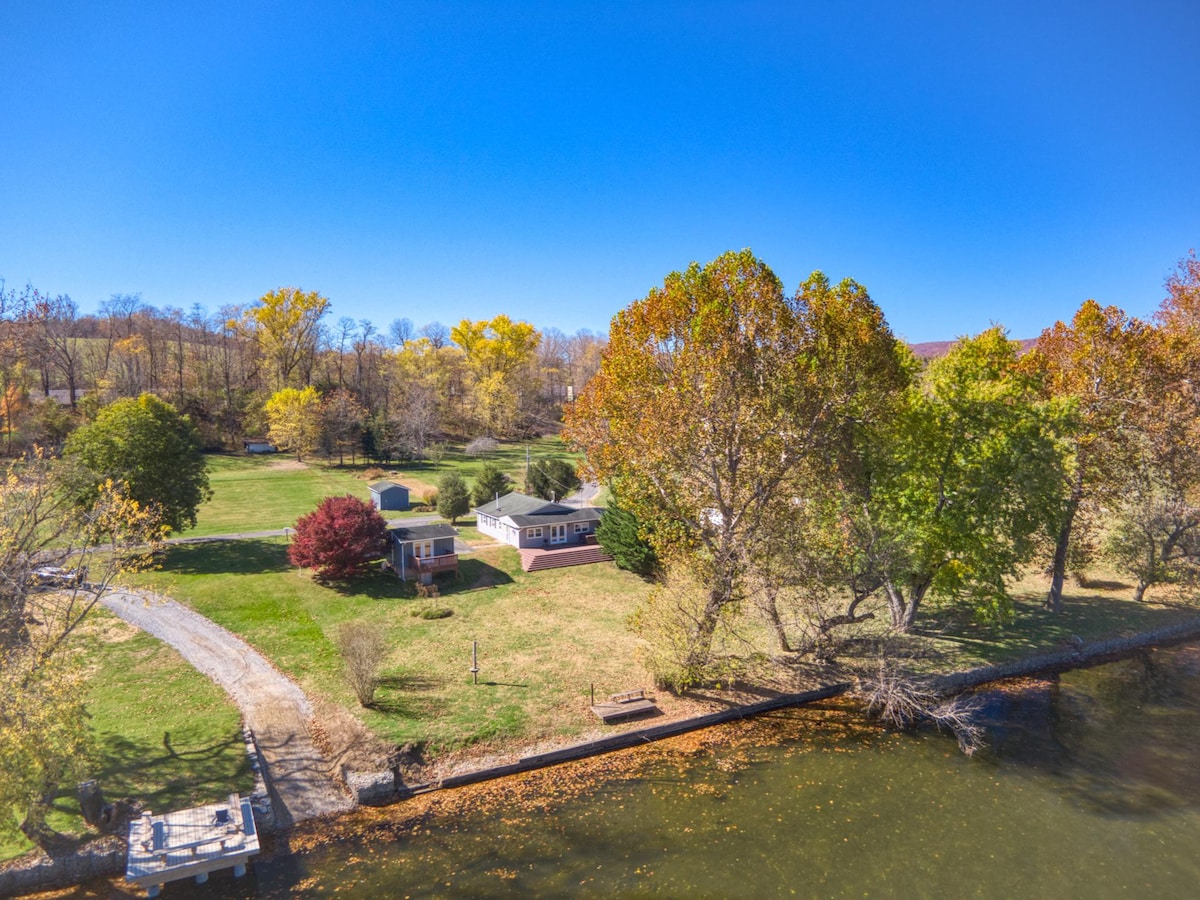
[
  {"xmin": 475, "ymin": 491, "xmax": 603, "ymax": 527},
  {"xmin": 474, "ymin": 491, "xmax": 571, "ymax": 517},
  {"xmin": 507, "ymin": 507, "xmax": 602, "ymax": 527},
  {"xmin": 390, "ymin": 524, "xmax": 457, "ymax": 542},
  {"xmin": 370, "ymin": 481, "xmax": 407, "ymax": 493}
]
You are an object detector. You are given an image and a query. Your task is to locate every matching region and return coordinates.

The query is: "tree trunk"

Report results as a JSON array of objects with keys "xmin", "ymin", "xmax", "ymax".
[
  {"xmin": 885, "ymin": 581, "xmax": 911, "ymax": 632},
  {"xmin": 683, "ymin": 585, "xmax": 731, "ymax": 674},
  {"xmin": 885, "ymin": 580, "xmax": 927, "ymax": 633},
  {"xmin": 760, "ymin": 593, "xmax": 793, "ymax": 653},
  {"xmin": 1133, "ymin": 578, "xmax": 1148, "ymax": 602},
  {"xmin": 1046, "ymin": 474, "xmax": 1084, "ymax": 613}
]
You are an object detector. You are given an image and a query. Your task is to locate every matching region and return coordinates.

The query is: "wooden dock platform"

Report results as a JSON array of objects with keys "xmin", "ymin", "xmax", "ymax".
[
  {"xmin": 125, "ymin": 794, "xmax": 259, "ymax": 898},
  {"xmin": 591, "ymin": 689, "xmax": 658, "ymax": 723}
]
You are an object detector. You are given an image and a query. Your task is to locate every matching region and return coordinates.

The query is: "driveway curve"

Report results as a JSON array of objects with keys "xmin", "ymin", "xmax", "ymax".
[{"xmin": 101, "ymin": 589, "xmax": 352, "ymax": 827}]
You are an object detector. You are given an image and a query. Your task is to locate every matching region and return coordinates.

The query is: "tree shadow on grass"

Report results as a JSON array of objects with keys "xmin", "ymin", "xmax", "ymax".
[
  {"xmin": 443, "ymin": 559, "xmax": 514, "ymax": 594},
  {"xmin": 53, "ymin": 728, "xmax": 249, "ymax": 818},
  {"xmin": 159, "ymin": 539, "xmax": 292, "ymax": 576},
  {"xmin": 369, "ymin": 675, "xmax": 444, "ymax": 716},
  {"xmin": 914, "ymin": 592, "xmax": 1200, "ymax": 667}
]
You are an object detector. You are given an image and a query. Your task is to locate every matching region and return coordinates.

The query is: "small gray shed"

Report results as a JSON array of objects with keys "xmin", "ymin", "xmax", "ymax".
[{"xmin": 369, "ymin": 481, "xmax": 410, "ymax": 512}]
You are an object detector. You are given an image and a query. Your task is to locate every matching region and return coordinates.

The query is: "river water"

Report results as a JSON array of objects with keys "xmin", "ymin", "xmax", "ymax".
[{"xmin": 162, "ymin": 645, "xmax": 1200, "ymax": 898}]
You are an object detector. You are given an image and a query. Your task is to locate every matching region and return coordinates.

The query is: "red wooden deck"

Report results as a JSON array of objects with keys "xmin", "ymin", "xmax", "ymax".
[{"xmin": 518, "ymin": 544, "xmax": 613, "ymax": 573}]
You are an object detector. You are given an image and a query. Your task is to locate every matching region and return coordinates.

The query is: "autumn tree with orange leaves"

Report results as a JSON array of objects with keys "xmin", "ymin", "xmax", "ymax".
[{"xmin": 1023, "ymin": 301, "xmax": 1154, "ymax": 611}]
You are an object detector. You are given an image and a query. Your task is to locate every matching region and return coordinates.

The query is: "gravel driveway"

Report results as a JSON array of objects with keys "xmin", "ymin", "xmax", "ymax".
[{"xmin": 101, "ymin": 589, "xmax": 353, "ymax": 827}]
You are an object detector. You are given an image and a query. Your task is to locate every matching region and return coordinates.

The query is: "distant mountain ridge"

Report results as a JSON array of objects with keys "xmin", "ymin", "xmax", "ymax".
[{"xmin": 908, "ymin": 337, "xmax": 1037, "ymax": 360}]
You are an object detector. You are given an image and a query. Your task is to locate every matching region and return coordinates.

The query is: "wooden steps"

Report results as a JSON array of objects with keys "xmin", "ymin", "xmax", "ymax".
[{"xmin": 519, "ymin": 545, "xmax": 613, "ymax": 572}]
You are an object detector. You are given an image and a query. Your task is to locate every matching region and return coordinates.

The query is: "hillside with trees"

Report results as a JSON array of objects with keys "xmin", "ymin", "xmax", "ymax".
[{"xmin": 0, "ymin": 282, "xmax": 607, "ymax": 458}]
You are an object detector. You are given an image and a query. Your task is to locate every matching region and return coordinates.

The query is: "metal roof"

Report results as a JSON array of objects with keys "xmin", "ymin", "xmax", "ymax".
[
  {"xmin": 390, "ymin": 523, "xmax": 457, "ymax": 542},
  {"xmin": 369, "ymin": 481, "xmax": 407, "ymax": 493}
]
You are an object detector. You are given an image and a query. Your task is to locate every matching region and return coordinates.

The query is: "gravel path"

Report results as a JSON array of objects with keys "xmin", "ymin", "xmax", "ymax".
[{"xmin": 101, "ymin": 589, "xmax": 353, "ymax": 827}]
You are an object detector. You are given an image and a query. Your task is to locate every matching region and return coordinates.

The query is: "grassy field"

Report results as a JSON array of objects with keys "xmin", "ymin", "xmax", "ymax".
[
  {"xmin": 20, "ymin": 443, "xmax": 1196, "ymax": 865},
  {"xmin": 909, "ymin": 568, "xmax": 1200, "ymax": 670},
  {"xmin": 129, "ymin": 538, "xmax": 653, "ymax": 752},
  {"xmin": 0, "ymin": 610, "xmax": 251, "ymax": 862},
  {"xmin": 184, "ymin": 437, "xmax": 578, "ymax": 537}
]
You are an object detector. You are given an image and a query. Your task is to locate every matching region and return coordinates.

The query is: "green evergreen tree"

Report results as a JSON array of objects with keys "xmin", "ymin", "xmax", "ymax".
[
  {"xmin": 595, "ymin": 500, "xmax": 659, "ymax": 576},
  {"xmin": 472, "ymin": 461, "xmax": 512, "ymax": 507},
  {"xmin": 525, "ymin": 458, "xmax": 580, "ymax": 500},
  {"xmin": 436, "ymin": 472, "xmax": 470, "ymax": 524}
]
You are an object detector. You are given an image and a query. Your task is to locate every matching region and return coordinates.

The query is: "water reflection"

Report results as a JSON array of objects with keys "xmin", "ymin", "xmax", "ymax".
[{"xmin": 141, "ymin": 645, "xmax": 1200, "ymax": 899}]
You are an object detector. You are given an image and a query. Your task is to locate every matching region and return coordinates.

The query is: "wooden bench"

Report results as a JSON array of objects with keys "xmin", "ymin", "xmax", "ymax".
[{"xmin": 608, "ymin": 689, "xmax": 649, "ymax": 704}]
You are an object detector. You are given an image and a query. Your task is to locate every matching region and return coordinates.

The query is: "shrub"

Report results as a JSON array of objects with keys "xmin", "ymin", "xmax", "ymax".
[{"xmin": 337, "ymin": 623, "xmax": 389, "ymax": 706}]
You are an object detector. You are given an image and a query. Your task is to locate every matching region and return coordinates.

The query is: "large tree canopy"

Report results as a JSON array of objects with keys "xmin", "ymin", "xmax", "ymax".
[
  {"xmin": 289, "ymin": 495, "xmax": 389, "ymax": 580},
  {"xmin": 265, "ymin": 386, "xmax": 322, "ymax": 461},
  {"xmin": 863, "ymin": 328, "xmax": 1068, "ymax": 630},
  {"xmin": 565, "ymin": 251, "xmax": 912, "ymax": 680},
  {"xmin": 245, "ymin": 286, "xmax": 330, "ymax": 390},
  {"xmin": 1023, "ymin": 301, "xmax": 1152, "ymax": 611},
  {"xmin": 63, "ymin": 393, "xmax": 210, "ymax": 533}
]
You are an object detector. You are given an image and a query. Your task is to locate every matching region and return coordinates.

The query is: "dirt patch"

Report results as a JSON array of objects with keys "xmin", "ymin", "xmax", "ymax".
[
  {"xmin": 266, "ymin": 458, "xmax": 308, "ymax": 471},
  {"xmin": 310, "ymin": 699, "xmax": 392, "ymax": 775}
]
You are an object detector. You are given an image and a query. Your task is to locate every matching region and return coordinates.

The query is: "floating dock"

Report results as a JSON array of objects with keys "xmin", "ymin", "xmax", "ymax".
[{"xmin": 125, "ymin": 794, "xmax": 259, "ymax": 897}]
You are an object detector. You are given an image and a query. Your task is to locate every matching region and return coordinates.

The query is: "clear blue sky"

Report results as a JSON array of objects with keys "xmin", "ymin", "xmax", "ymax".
[{"xmin": 3, "ymin": 1, "xmax": 1198, "ymax": 343}]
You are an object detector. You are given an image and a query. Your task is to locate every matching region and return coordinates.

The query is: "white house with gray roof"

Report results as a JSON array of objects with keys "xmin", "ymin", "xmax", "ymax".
[{"xmin": 474, "ymin": 491, "xmax": 603, "ymax": 550}]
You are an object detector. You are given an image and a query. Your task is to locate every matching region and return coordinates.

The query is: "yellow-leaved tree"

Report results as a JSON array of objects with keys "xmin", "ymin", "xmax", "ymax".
[
  {"xmin": 265, "ymin": 386, "xmax": 323, "ymax": 461},
  {"xmin": 243, "ymin": 287, "xmax": 330, "ymax": 390},
  {"xmin": 1, "ymin": 456, "xmax": 166, "ymax": 850}
]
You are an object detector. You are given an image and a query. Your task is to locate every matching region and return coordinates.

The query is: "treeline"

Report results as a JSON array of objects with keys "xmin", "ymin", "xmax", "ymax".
[
  {"xmin": 0, "ymin": 282, "xmax": 605, "ymax": 457},
  {"xmin": 566, "ymin": 250, "xmax": 1200, "ymax": 687}
]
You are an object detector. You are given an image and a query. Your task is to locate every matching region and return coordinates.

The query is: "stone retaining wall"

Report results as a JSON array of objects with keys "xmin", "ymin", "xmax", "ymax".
[
  {"xmin": 347, "ymin": 616, "xmax": 1200, "ymax": 807},
  {"xmin": 0, "ymin": 838, "xmax": 125, "ymax": 897},
  {"xmin": 927, "ymin": 617, "xmax": 1200, "ymax": 697},
  {"xmin": 347, "ymin": 682, "xmax": 853, "ymax": 805},
  {"xmin": 243, "ymin": 725, "xmax": 277, "ymax": 834}
]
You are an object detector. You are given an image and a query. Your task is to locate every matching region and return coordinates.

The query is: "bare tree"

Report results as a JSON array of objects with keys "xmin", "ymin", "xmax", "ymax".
[{"xmin": 337, "ymin": 623, "xmax": 389, "ymax": 706}]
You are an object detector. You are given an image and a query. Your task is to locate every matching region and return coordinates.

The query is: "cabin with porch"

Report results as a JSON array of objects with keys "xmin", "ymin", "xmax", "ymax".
[
  {"xmin": 473, "ymin": 491, "xmax": 610, "ymax": 572},
  {"xmin": 389, "ymin": 523, "xmax": 458, "ymax": 584}
]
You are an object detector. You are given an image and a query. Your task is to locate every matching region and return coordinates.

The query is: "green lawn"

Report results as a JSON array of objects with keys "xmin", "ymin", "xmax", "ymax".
[
  {"xmin": 908, "ymin": 568, "xmax": 1200, "ymax": 670},
  {"xmin": 0, "ymin": 610, "xmax": 250, "ymax": 862},
  {"xmin": 185, "ymin": 437, "xmax": 580, "ymax": 537},
  {"xmin": 128, "ymin": 537, "xmax": 652, "ymax": 752}
]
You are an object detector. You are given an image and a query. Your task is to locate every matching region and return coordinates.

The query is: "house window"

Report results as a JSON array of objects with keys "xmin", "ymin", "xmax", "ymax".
[
  {"xmin": 574, "ymin": 523, "xmax": 589, "ymax": 533},
  {"xmin": 527, "ymin": 527, "xmax": 543, "ymax": 539},
  {"xmin": 413, "ymin": 541, "xmax": 433, "ymax": 559}
]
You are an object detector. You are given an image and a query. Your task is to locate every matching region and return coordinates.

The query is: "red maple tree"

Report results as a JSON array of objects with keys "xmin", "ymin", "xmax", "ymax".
[{"xmin": 289, "ymin": 495, "xmax": 389, "ymax": 580}]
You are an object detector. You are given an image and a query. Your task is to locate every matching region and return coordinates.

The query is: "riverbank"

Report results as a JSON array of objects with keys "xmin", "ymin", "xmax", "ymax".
[
  {"xmin": 22, "ymin": 622, "xmax": 1200, "ymax": 899},
  {"xmin": 342, "ymin": 611, "xmax": 1200, "ymax": 805},
  {"xmin": 14, "ymin": 612, "xmax": 1200, "ymax": 898},
  {"xmin": 9, "ymin": 585, "xmax": 1200, "ymax": 899}
]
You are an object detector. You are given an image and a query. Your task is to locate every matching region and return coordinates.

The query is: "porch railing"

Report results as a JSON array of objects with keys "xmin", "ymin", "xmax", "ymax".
[{"xmin": 415, "ymin": 553, "xmax": 458, "ymax": 573}]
